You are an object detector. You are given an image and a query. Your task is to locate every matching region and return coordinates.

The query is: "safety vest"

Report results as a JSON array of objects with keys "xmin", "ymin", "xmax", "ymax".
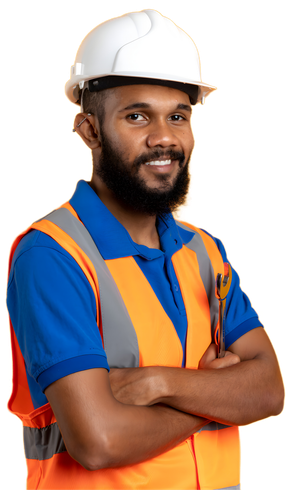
[{"xmin": 8, "ymin": 202, "xmax": 240, "ymax": 490}]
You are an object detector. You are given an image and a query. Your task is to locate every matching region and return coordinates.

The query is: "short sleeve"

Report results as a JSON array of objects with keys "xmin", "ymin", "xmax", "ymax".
[
  {"xmin": 7, "ymin": 230, "xmax": 109, "ymax": 408},
  {"xmin": 204, "ymin": 232, "xmax": 263, "ymax": 348}
]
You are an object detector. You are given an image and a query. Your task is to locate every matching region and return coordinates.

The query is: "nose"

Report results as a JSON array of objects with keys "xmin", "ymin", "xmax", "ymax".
[{"xmin": 146, "ymin": 119, "xmax": 180, "ymax": 148}]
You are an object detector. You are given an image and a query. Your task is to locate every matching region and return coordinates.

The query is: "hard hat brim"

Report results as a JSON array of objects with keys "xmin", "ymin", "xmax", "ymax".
[
  {"xmin": 89, "ymin": 76, "xmax": 216, "ymax": 105},
  {"xmin": 66, "ymin": 74, "xmax": 216, "ymax": 106}
]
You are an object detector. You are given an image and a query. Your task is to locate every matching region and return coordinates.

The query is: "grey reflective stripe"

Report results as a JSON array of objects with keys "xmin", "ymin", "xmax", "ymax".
[
  {"xmin": 176, "ymin": 221, "xmax": 219, "ymax": 337},
  {"xmin": 40, "ymin": 208, "xmax": 139, "ymax": 368},
  {"xmin": 198, "ymin": 421, "xmax": 231, "ymax": 433},
  {"xmin": 175, "ymin": 225, "xmax": 234, "ymax": 453},
  {"xmin": 41, "ymin": 211, "xmax": 219, "ymax": 360},
  {"xmin": 214, "ymin": 486, "xmax": 240, "ymax": 490},
  {"xmin": 24, "ymin": 208, "xmax": 139, "ymax": 462},
  {"xmin": 23, "ymin": 421, "xmax": 235, "ymax": 460},
  {"xmin": 24, "ymin": 423, "xmax": 66, "ymax": 460},
  {"xmin": 26, "ymin": 212, "xmax": 237, "ymax": 472}
]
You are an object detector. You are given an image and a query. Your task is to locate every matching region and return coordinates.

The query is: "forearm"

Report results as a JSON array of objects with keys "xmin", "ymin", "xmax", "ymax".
[
  {"xmin": 46, "ymin": 369, "xmax": 207, "ymax": 471},
  {"xmin": 97, "ymin": 403, "xmax": 207, "ymax": 469},
  {"xmin": 151, "ymin": 357, "xmax": 283, "ymax": 426},
  {"xmin": 110, "ymin": 329, "xmax": 284, "ymax": 426}
]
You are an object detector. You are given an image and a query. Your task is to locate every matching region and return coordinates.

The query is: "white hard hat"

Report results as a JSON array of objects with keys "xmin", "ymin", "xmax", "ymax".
[{"xmin": 65, "ymin": 9, "xmax": 216, "ymax": 106}]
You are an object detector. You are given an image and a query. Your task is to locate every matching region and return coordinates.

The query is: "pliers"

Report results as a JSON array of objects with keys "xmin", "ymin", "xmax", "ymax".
[{"xmin": 215, "ymin": 262, "xmax": 232, "ymax": 358}]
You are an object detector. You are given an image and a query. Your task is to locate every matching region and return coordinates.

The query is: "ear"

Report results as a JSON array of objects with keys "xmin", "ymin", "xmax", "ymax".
[{"xmin": 73, "ymin": 113, "xmax": 101, "ymax": 150}]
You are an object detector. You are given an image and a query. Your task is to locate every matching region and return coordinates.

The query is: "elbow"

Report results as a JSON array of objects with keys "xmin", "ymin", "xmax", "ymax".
[
  {"xmin": 67, "ymin": 432, "xmax": 118, "ymax": 471},
  {"xmin": 74, "ymin": 451, "xmax": 111, "ymax": 472},
  {"xmin": 78, "ymin": 454, "xmax": 112, "ymax": 472},
  {"xmin": 263, "ymin": 382, "xmax": 285, "ymax": 419},
  {"xmin": 236, "ymin": 379, "xmax": 285, "ymax": 427},
  {"xmin": 67, "ymin": 447, "xmax": 106, "ymax": 472},
  {"xmin": 269, "ymin": 381, "xmax": 285, "ymax": 417},
  {"xmin": 261, "ymin": 354, "xmax": 285, "ymax": 418},
  {"xmin": 263, "ymin": 370, "xmax": 285, "ymax": 418},
  {"xmin": 251, "ymin": 364, "xmax": 285, "ymax": 423}
]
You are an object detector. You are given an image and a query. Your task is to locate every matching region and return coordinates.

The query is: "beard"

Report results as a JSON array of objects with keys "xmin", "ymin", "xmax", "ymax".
[{"xmin": 93, "ymin": 127, "xmax": 191, "ymax": 216}]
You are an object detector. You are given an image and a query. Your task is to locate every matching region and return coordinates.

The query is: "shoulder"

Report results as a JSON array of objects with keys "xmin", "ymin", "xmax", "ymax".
[
  {"xmin": 8, "ymin": 228, "xmax": 94, "ymax": 302},
  {"xmin": 10, "ymin": 227, "xmax": 76, "ymax": 267},
  {"xmin": 176, "ymin": 220, "xmax": 228, "ymax": 263}
]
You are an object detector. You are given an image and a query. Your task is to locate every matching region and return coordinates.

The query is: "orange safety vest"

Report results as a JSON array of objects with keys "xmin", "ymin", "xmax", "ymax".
[{"xmin": 8, "ymin": 203, "xmax": 240, "ymax": 490}]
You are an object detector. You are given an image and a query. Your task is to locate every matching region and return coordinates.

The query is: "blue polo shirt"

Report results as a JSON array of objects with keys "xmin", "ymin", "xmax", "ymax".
[{"xmin": 7, "ymin": 180, "xmax": 262, "ymax": 409}]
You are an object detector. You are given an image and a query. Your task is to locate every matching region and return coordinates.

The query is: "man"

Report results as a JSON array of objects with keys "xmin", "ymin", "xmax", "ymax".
[{"xmin": 7, "ymin": 9, "xmax": 284, "ymax": 490}]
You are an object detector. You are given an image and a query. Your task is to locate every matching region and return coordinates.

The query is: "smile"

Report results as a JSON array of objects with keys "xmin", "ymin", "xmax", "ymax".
[{"xmin": 145, "ymin": 160, "xmax": 172, "ymax": 166}]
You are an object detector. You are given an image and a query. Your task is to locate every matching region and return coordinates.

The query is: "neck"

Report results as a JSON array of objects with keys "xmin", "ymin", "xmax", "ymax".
[{"xmin": 90, "ymin": 176, "xmax": 161, "ymax": 249}]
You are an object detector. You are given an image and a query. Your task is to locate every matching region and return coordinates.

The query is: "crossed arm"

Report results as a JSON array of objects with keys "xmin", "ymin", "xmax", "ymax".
[
  {"xmin": 109, "ymin": 327, "xmax": 284, "ymax": 426},
  {"xmin": 45, "ymin": 327, "xmax": 284, "ymax": 471}
]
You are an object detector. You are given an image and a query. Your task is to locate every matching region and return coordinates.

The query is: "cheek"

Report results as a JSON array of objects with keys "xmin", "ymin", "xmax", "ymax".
[
  {"xmin": 188, "ymin": 129, "xmax": 195, "ymax": 146},
  {"xmin": 184, "ymin": 134, "xmax": 194, "ymax": 156},
  {"xmin": 109, "ymin": 127, "xmax": 140, "ymax": 151},
  {"xmin": 180, "ymin": 126, "xmax": 194, "ymax": 151}
]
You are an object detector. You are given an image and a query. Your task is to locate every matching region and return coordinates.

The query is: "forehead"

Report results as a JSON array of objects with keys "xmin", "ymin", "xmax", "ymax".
[{"xmin": 104, "ymin": 84, "xmax": 191, "ymax": 112}]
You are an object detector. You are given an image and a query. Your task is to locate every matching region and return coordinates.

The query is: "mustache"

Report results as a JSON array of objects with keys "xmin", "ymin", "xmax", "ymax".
[{"xmin": 133, "ymin": 149, "xmax": 186, "ymax": 168}]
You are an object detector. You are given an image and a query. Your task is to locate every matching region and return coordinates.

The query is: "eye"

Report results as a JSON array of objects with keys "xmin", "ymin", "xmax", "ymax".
[
  {"xmin": 169, "ymin": 114, "xmax": 186, "ymax": 122},
  {"xmin": 127, "ymin": 113, "xmax": 146, "ymax": 121}
]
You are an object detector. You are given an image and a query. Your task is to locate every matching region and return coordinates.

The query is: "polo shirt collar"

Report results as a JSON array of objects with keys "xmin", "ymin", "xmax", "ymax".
[{"xmin": 69, "ymin": 180, "xmax": 195, "ymax": 260}]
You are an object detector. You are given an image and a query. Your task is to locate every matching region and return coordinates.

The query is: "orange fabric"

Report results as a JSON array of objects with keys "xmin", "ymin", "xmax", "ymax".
[
  {"xmin": 106, "ymin": 257, "xmax": 183, "ymax": 367},
  {"xmin": 8, "ymin": 207, "xmax": 240, "ymax": 489},
  {"xmin": 172, "ymin": 246, "xmax": 212, "ymax": 368},
  {"xmin": 194, "ymin": 426, "xmax": 240, "ymax": 490},
  {"xmin": 26, "ymin": 441, "xmax": 200, "ymax": 490}
]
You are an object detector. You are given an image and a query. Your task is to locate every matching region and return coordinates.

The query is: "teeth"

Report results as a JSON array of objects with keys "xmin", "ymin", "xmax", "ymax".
[{"xmin": 145, "ymin": 159, "xmax": 171, "ymax": 166}]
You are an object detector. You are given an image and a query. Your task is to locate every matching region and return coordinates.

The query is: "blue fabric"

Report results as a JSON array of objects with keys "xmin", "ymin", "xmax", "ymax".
[
  {"xmin": 7, "ymin": 180, "xmax": 262, "ymax": 409},
  {"xmin": 201, "ymin": 230, "xmax": 263, "ymax": 347}
]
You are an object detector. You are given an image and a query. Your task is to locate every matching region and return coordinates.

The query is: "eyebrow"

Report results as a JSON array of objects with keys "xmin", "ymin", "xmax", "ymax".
[{"xmin": 119, "ymin": 102, "xmax": 192, "ymax": 113}]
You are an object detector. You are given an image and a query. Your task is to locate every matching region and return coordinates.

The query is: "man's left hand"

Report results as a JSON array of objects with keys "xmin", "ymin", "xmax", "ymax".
[
  {"xmin": 109, "ymin": 343, "xmax": 238, "ymax": 406},
  {"xmin": 109, "ymin": 366, "xmax": 158, "ymax": 406}
]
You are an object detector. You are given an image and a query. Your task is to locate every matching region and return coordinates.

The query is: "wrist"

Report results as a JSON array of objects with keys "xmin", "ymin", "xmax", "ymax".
[
  {"xmin": 153, "ymin": 404, "xmax": 209, "ymax": 434},
  {"xmin": 146, "ymin": 366, "xmax": 171, "ymax": 405}
]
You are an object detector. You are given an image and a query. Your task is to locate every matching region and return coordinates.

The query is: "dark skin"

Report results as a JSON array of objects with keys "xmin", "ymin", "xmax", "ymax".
[
  {"xmin": 109, "ymin": 328, "xmax": 283, "ymax": 426},
  {"xmin": 45, "ymin": 85, "xmax": 284, "ymax": 471},
  {"xmin": 77, "ymin": 85, "xmax": 195, "ymax": 248}
]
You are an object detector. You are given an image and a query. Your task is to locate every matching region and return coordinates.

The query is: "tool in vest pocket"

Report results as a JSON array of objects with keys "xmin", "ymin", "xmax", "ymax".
[{"xmin": 216, "ymin": 262, "xmax": 232, "ymax": 358}]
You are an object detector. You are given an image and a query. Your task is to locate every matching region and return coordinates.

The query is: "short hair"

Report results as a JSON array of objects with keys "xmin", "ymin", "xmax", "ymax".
[
  {"xmin": 79, "ymin": 81, "xmax": 193, "ymax": 127},
  {"xmin": 82, "ymin": 88, "xmax": 109, "ymax": 126}
]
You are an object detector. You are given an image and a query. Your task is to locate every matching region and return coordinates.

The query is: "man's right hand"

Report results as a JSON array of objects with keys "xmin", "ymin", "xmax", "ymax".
[{"xmin": 198, "ymin": 343, "xmax": 241, "ymax": 370}]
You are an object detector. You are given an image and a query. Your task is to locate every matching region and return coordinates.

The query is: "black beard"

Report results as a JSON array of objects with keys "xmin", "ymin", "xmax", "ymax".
[{"xmin": 94, "ymin": 127, "xmax": 191, "ymax": 216}]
